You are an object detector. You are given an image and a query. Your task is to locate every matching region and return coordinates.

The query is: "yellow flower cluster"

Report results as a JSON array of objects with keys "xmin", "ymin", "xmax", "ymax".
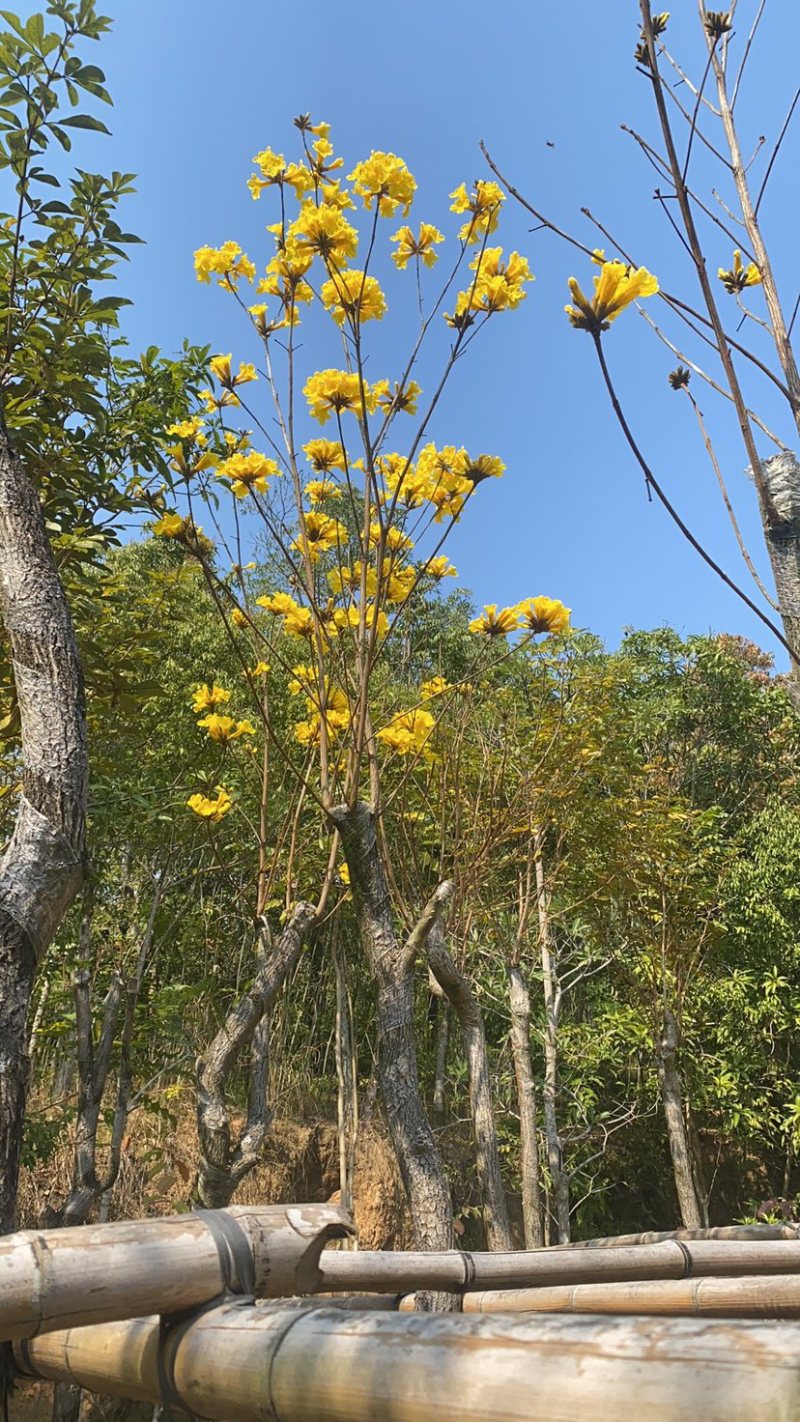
[
  {"xmin": 291, "ymin": 510, "xmax": 348, "ymax": 562},
  {"xmin": 391, "ymin": 222, "xmax": 444, "ymax": 269},
  {"xmin": 718, "ymin": 250, "xmax": 761, "ymax": 295},
  {"xmin": 469, "ymin": 597, "xmax": 571, "ymax": 637},
  {"xmin": 194, "ymin": 241, "xmax": 256, "ymax": 289},
  {"xmin": 209, "ymin": 354, "xmax": 258, "ymax": 390},
  {"xmin": 450, "ymin": 181, "xmax": 505, "ymax": 243},
  {"xmin": 565, "ymin": 260, "xmax": 659, "ymax": 333},
  {"xmin": 256, "ymin": 591, "xmax": 314, "ymax": 639},
  {"xmin": 289, "ymin": 666, "xmax": 351, "ymax": 746},
  {"xmin": 304, "ymin": 438, "xmax": 347, "ymax": 472},
  {"xmin": 216, "ymin": 451, "xmax": 281, "ymax": 499},
  {"xmin": 187, "ymin": 786, "xmax": 233, "ymax": 821},
  {"xmin": 377, "ymin": 707, "xmax": 436, "ymax": 757},
  {"xmin": 197, "ymin": 713, "xmax": 257, "ymax": 744},
  {"xmin": 450, "ymin": 248, "xmax": 532, "ymax": 323},
  {"xmin": 303, "ymin": 369, "xmax": 381, "ymax": 424},
  {"xmin": 192, "ymin": 683, "xmax": 230, "ymax": 713},
  {"xmin": 347, "ymin": 151, "xmax": 416, "ymax": 216},
  {"xmin": 320, "ymin": 269, "xmax": 387, "ymax": 326}
]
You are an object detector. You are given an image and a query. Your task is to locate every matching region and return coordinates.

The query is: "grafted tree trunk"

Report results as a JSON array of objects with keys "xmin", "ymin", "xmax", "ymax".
[
  {"xmin": 330, "ymin": 802, "xmax": 453, "ymax": 1262},
  {"xmin": 506, "ymin": 963, "xmax": 544, "ymax": 1249},
  {"xmin": 195, "ymin": 902, "xmax": 315, "ymax": 1208},
  {"xmin": 427, "ymin": 920, "xmax": 512, "ymax": 1251},
  {"xmin": 657, "ymin": 1008, "xmax": 704, "ymax": 1230},
  {"xmin": 535, "ymin": 844, "xmax": 571, "ymax": 1243},
  {"xmin": 0, "ymin": 426, "xmax": 87, "ymax": 1232}
]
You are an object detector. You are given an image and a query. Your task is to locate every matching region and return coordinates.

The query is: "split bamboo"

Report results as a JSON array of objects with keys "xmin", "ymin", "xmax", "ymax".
[
  {"xmin": 318, "ymin": 1237, "xmax": 800, "ymax": 1295},
  {"xmin": 557, "ymin": 1223, "xmax": 799, "ymax": 1247},
  {"xmin": 16, "ymin": 1302, "xmax": 800, "ymax": 1422},
  {"xmin": 0, "ymin": 1203, "xmax": 352, "ymax": 1342},
  {"xmin": 461, "ymin": 1274, "xmax": 800, "ymax": 1316}
]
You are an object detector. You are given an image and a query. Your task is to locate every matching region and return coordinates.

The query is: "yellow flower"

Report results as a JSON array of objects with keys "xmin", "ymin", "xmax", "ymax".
[
  {"xmin": 197, "ymin": 714, "xmax": 256, "ymax": 743},
  {"xmin": 449, "ymin": 180, "xmax": 505, "ymax": 243},
  {"xmin": 231, "ymin": 608, "xmax": 249, "ymax": 629},
  {"xmin": 256, "ymin": 591, "xmax": 314, "ymax": 638},
  {"xmin": 391, "ymin": 222, "xmax": 444, "ymax": 269},
  {"xmin": 421, "ymin": 676, "xmax": 450, "ymax": 699},
  {"xmin": 191, "ymin": 683, "xmax": 231, "ymax": 713},
  {"xmin": 288, "ymin": 202, "xmax": 358, "ymax": 263},
  {"xmin": 305, "ymin": 478, "xmax": 342, "ymax": 504},
  {"xmin": 153, "ymin": 512, "xmax": 185, "ymax": 538},
  {"xmin": 718, "ymin": 250, "xmax": 761, "ymax": 294},
  {"xmin": 373, "ymin": 379, "xmax": 421, "ymax": 416},
  {"xmin": 417, "ymin": 443, "xmax": 473, "ymax": 521},
  {"xmin": 292, "ymin": 511, "xmax": 348, "ymax": 561},
  {"xmin": 369, "ymin": 522, "xmax": 414, "ymax": 553},
  {"xmin": 187, "ymin": 786, "xmax": 233, "ymax": 821},
  {"xmin": 194, "ymin": 241, "xmax": 256, "ymax": 289},
  {"xmin": 217, "ymin": 451, "xmax": 281, "ymax": 499},
  {"xmin": 210, "ymin": 354, "xmax": 258, "ymax": 390},
  {"xmin": 468, "ymin": 604, "xmax": 522, "ymax": 636},
  {"xmin": 303, "ymin": 369, "xmax": 380, "ymax": 425},
  {"xmin": 455, "ymin": 247, "xmax": 533, "ymax": 316},
  {"xmin": 319, "ymin": 180, "xmax": 355, "ymax": 210},
  {"xmin": 347, "ymin": 152, "xmax": 416, "ymax": 216},
  {"xmin": 565, "ymin": 260, "xmax": 659, "ymax": 332},
  {"xmin": 338, "ymin": 861, "xmax": 351, "ymax": 886},
  {"xmin": 334, "ymin": 603, "xmax": 390, "ymax": 638},
  {"xmin": 166, "ymin": 416, "xmax": 204, "ymax": 441},
  {"xmin": 320, "ymin": 270, "xmax": 387, "ymax": 325},
  {"xmin": 516, "ymin": 596, "xmax": 571, "ymax": 635},
  {"xmin": 425, "ymin": 555, "xmax": 458, "ymax": 580},
  {"xmin": 249, "ymin": 661, "xmax": 271, "ymax": 677},
  {"xmin": 377, "ymin": 707, "xmax": 435, "ymax": 756},
  {"xmin": 462, "ymin": 452, "xmax": 505, "ymax": 484},
  {"xmin": 303, "ymin": 438, "xmax": 347, "ymax": 472}
]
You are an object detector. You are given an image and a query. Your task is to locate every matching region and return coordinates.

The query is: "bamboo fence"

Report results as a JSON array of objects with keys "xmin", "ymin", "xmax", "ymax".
[
  {"xmin": 459, "ymin": 1273, "xmax": 800, "ymax": 1317},
  {"xmin": 15, "ymin": 1300, "xmax": 800, "ymax": 1422},
  {"xmin": 318, "ymin": 1236, "xmax": 800, "ymax": 1295},
  {"xmin": 0, "ymin": 1203, "xmax": 352, "ymax": 1341}
]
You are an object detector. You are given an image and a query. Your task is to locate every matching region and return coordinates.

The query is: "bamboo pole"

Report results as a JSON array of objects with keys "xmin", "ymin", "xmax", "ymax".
[
  {"xmin": 318, "ymin": 1237, "xmax": 800, "ymax": 1295},
  {"xmin": 557, "ymin": 1224, "xmax": 799, "ymax": 1247},
  {"xmin": 16, "ymin": 1302, "xmax": 800, "ymax": 1422},
  {"xmin": 462, "ymin": 1274, "xmax": 800, "ymax": 1317},
  {"xmin": 0, "ymin": 1204, "xmax": 353, "ymax": 1342}
]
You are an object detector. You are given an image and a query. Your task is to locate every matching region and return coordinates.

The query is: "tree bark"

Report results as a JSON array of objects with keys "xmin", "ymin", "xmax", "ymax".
[
  {"xmin": 506, "ymin": 963, "xmax": 544, "ymax": 1249},
  {"xmin": 427, "ymin": 920, "xmax": 512, "ymax": 1251},
  {"xmin": 431, "ymin": 1003, "xmax": 450, "ymax": 1125},
  {"xmin": 657, "ymin": 1008, "xmax": 704, "ymax": 1230},
  {"xmin": 195, "ymin": 902, "xmax": 316, "ymax": 1208},
  {"xmin": 535, "ymin": 845, "xmax": 571, "ymax": 1243},
  {"xmin": 331, "ymin": 802, "xmax": 453, "ymax": 1261},
  {"xmin": 0, "ymin": 426, "xmax": 87, "ymax": 1232}
]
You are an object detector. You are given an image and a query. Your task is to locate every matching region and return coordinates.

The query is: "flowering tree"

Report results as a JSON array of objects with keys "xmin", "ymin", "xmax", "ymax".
[{"xmin": 147, "ymin": 117, "xmax": 569, "ymax": 1249}]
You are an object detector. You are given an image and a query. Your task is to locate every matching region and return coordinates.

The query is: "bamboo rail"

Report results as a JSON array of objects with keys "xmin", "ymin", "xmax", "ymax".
[
  {"xmin": 0, "ymin": 1204, "xmax": 352, "ymax": 1342},
  {"xmin": 556, "ymin": 1224, "xmax": 800, "ymax": 1247},
  {"xmin": 460, "ymin": 1273, "xmax": 800, "ymax": 1317},
  {"xmin": 16, "ymin": 1301, "xmax": 800, "ymax": 1422},
  {"xmin": 318, "ymin": 1237, "xmax": 800, "ymax": 1295}
]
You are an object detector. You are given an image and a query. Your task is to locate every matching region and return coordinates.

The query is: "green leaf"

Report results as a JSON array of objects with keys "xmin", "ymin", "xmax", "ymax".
[{"xmin": 60, "ymin": 112, "xmax": 111, "ymax": 134}]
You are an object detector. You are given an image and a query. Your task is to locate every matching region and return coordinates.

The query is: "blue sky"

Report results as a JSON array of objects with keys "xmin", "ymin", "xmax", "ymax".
[{"xmin": 15, "ymin": 1, "xmax": 800, "ymax": 663}]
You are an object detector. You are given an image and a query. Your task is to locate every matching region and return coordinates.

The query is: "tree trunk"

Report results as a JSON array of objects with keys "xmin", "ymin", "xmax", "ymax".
[
  {"xmin": 657, "ymin": 1008, "xmax": 704, "ymax": 1230},
  {"xmin": 0, "ymin": 426, "xmax": 87, "ymax": 1232},
  {"xmin": 427, "ymin": 920, "xmax": 512, "ymax": 1251},
  {"xmin": 331, "ymin": 803, "xmax": 453, "ymax": 1260},
  {"xmin": 535, "ymin": 845, "xmax": 571, "ymax": 1243},
  {"xmin": 195, "ymin": 902, "xmax": 316, "ymax": 1208},
  {"xmin": 431, "ymin": 1003, "xmax": 450, "ymax": 1125},
  {"xmin": 506, "ymin": 963, "xmax": 544, "ymax": 1249}
]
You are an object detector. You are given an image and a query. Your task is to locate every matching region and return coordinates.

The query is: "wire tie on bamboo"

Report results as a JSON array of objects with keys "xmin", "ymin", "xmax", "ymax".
[
  {"xmin": 676, "ymin": 1240, "xmax": 694, "ymax": 1278},
  {"xmin": 461, "ymin": 1253, "xmax": 477, "ymax": 1289},
  {"xmin": 156, "ymin": 1211, "xmax": 258, "ymax": 1422}
]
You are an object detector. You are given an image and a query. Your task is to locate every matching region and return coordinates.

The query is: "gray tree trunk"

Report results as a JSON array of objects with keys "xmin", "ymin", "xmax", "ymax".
[
  {"xmin": 0, "ymin": 426, "xmax": 87, "ymax": 1232},
  {"xmin": 427, "ymin": 920, "xmax": 512, "ymax": 1251},
  {"xmin": 331, "ymin": 802, "xmax": 454, "ymax": 1263},
  {"xmin": 657, "ymin": 1008, "xmax": 704, "ymax": 1230},
  {"xmin": 195, "ymin": 903, "xmax": 315, "ymax": 1208},
  {"xmin": 507, "ymin": 963, "xmax": 544, "ymax": 1249},
  {"xmin": 535, "ymin": 847, "xmax": 571, "ymax": 1243}
]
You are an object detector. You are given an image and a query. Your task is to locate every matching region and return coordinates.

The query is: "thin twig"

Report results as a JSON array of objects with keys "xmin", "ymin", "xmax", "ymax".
[{"xmin": 754, "ymin": 85, "xmax": 800, "ymax": 218}]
